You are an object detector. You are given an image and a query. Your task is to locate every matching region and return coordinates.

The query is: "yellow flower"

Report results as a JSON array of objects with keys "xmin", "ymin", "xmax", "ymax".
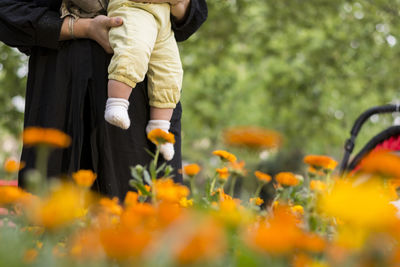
[
  {"xmin": 223, "ymin": 126, "xmax": 282, "ymax": 149},
  {"xmin": 3, "ymin": 158, "xmax": 25, "ymax": 173},
  {"xmin": 254, "ymin": 171, "xmax": 272, "ymax": 183},
  {"xmin": 23, "ymin": 127, "xmax": 71, "ymax": 148},
  {"xmin": 250, "ymin": 197, "xmax": 264, "ymax": 206},
  {"xmin": 304, "ymin": 155, "xmax": 338, "ymax": 170},
  {"xmin": 26, "ymin": 183, "xmax": 87, "ymax": 229},
  {"xmin": 318, "ymin": 179, "xmax": 397, "ymax": 228},
  {"xmin": 212, "ymin": 150, "xmax": 237, "ymax": 163},
  {"xmin": 310, "ymin": 180, "xmax": 327, "ymax": 192},
  {"xmin": 154, "ymin": 178, "xmax": 190, "ymax": 203},
  {"xmin": 72, "ymin": 170, "xmax": 97, "ymax": 188},
  {"xmin": 290, "ymin": 205, "xmax": 304, "ymax": 216},
  {"xmin": 179, "ymin": 197, "xmax": 194, "ymax": 208},
  {"xmin": 183, "ymin": 164, "xmax": 201, "ymax": 176},
  {"xmin": 216, "ymin": 167, "xmax": 229, "ymax": 180},
  {"xmin": 275, "ymin": 172, "xmax": 300, "ymax": 186},
  {"xmin": 147, "ymin": 128, "xmax": 175, "ymax": 145}
]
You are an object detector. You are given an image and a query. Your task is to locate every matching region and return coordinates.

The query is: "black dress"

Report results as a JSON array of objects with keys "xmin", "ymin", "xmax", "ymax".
[{"xmin": 0, "ymin": 0, "xmax": 208, "ymax": 200}]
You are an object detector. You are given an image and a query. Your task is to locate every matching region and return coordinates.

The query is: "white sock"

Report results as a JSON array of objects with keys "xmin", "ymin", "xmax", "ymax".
[
  {"xmin": 146, "ymin": 120, "xmax": 175, "ymax": 161},
  {"xmin": 104, "ymin": 98, "xmax": 130, "ymax": 129}
]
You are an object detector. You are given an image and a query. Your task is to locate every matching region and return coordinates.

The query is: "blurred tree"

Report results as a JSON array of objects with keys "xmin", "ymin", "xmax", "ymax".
[
  {"xmin": 180, "ymin": 0, "xmax": 400, "ymax": 172},
  {"xmin": 0, "ymin": 44, "xmax": 26, "ymax": 135}
]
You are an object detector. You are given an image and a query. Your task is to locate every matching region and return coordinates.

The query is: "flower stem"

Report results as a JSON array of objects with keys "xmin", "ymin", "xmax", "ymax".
[
  {"xmin": 190, "ymin": 177, "xmax": 196, "ymax": 197},
  {"xmin": 209, "ymin": 173, "xmax": 218, "ymax": 196},
  {"xmin": 229, "ymin": 175, "xmax": 237, "ymax": 197},
  {"xmin": 254, "ymin": 183, "xmax": 263, "ymax": 198},
  {"xmin": 151, "ymin": 146, "xmax": 161, "ymax": 204}
]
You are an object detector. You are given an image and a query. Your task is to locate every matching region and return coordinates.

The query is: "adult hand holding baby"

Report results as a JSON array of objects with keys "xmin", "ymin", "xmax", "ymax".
[{"xmin": 60, "ymin": 15, "xmax": 123, "ymax": 54}]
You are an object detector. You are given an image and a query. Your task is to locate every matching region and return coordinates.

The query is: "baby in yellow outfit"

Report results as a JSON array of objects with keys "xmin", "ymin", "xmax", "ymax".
[{"xmin": 61, "ymin": 0, "xmax": 183, "ymax": 160}]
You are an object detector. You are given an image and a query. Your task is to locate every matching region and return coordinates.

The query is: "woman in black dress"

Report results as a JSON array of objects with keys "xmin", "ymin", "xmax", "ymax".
[{"xmin": 0, "ymin": 0, "xmax": 208, "ymax": 200}]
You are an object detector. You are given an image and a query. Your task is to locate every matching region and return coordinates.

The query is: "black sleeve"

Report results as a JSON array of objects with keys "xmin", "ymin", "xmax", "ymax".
[
  {"xmin": 171, "ymin": 0, "xmax": 208, "ymax": 42},
  {"xmin": 0, "ymin": 0, "xmax": 63, "ymax": 50}
]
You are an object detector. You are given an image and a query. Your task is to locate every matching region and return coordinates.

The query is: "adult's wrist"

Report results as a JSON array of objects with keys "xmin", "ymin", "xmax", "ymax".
[{"xmin": 59, "ymin": 16, "xmax": 91, "ymax": 40}]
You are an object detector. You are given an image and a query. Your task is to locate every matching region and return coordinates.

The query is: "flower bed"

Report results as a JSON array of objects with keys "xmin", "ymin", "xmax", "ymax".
[{"xmin": 0, "ymin": 127, "xmax": 400, "ymax": 266}]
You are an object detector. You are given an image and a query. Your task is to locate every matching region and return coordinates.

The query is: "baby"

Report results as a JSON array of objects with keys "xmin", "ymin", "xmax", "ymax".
[{"xmin": 61, "ymin": 0, "xmax": 183, "ymax": 161}]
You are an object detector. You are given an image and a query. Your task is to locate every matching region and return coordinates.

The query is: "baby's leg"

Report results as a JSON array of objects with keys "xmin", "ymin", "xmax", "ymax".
[
  {"xmin": 106, "ymin": 1, "xmax": 158, "ymax": 129},
  {"xmin": 105, "ymin": 80, "xmax": 132, "ymax": 129},
  {"xmin": 146, "ymin": 29, "xmax": 183, "ymax": 160}
]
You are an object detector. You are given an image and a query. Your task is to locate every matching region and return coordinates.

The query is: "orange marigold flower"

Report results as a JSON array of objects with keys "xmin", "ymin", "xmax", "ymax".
[
  {"xmin": 3, "ymin": 158, "xmax": 25, "ymax": 173},
  {"xmin": 223, "ymin": 126, "xmax": 282, "ymax": 149},
  {"xmin": 212, "ymin": 150, "xmax": 237, "ymax": 163},
  {"xmin": 100, "ymin": 197, "xmax": 123, "ymax": 216},
  {"xmin": 244, "ymin": 207, "xmax": 303, "ymax": 255},
  {"xmin": 250, "ymin": 197, "xmax": 264, "ymax": 206},
  {"xmin": 229, "ymin": 160, "xmax": 246, "ymax": 176},
  {"xmin": 275, "ymin": 172, "xmax": 300, "ymax": 186},
  {"xmin": 358, "ymin": 149, "xmax": 400, "ymax": 179},
  {"xmin": 147, "ymin": 128, "xmax": 175, "ymax": 146},
  {"xmin": 154, "ymin": 178, "xmax": 190, "ymax": 203},
  {"xmin": 100, "ymin": 226, "xmax": 152, "ymax": 261},
  {"xmin": 254, "ymin": 171, "xmax": 272, "ymax": 183},
  {"xmin": 23, "ymin": 249, "xmax": 38, "ymax": 263},
  {"xmin": 72, "ymin": 170, "xmax": 97, "ymax": 188},
  {"xmin": 303, "ymin": 155, "xmax": 338, "ymax": 170},
  {"xmin": 307, "ymin": 166, "xmax": 325, "ymax": 176},
  {"xmin": 0, "ymin": 186, "xmax": 27, "ymax": 205},
  {"xmin": 174, "ymin": 218, "xmax": 226, "ymax": 264},
  {"xmin": 23, "ymin": 127, "xmax": 71, "ymax": 148},
  {"xmin": 69, "ymin": 229, "xmax": 104, "ymax": 261},
  {"xmin": 216, "ymin": 167, "xmax": 229, "ymax": 180},
  {"xmin": 183, "ymin": 163, "xmax": 201, "ymax": 176},
  {"xmin": 310, "ymin": 180, "xmax": 327, "ymax": 191},
  {"xmin": 124, "ymin": 191, "xmax": 139, "ymax": 207},
  {"xmin": 297, "ymin": 234, "xmax": 326, "ymax": 253}
]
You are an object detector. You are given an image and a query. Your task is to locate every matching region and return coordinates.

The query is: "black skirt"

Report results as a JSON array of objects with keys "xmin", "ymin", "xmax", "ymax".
[{"xmin": 19, "ymin": 40, "xmax": 183, "ymax": 200}]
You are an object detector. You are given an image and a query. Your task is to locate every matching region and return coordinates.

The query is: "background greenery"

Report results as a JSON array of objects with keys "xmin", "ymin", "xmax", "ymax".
[{"xmin": 1, "ymin": 0, "xmax": 400, "ymax": 173}]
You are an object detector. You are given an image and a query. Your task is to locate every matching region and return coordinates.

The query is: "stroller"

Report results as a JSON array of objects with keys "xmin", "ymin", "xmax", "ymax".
[{"xmin": 339, "ymin": 104, "xmax": 400, "ymax": 176}]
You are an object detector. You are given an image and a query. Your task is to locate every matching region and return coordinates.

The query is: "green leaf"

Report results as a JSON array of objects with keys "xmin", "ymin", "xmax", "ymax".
[
  {"xmin": 143, "ymin": 169, "xmax": 152, "ymax": 186},
  {"xmin": 144, "ymin": 148, "xmax": 155, "ymax": 158},
  {"xmin": 156, "ymin": 162, "xmax": 167, "ymax": 174},
  {"xmin": 130, "ymin": 167, "xmax": 143, "ymax": 182}
]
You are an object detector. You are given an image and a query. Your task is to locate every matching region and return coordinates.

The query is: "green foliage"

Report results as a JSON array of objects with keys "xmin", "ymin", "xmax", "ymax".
[
  {"xmin": 0, "ymin": 45, "xmax": 26, "ymax": 135},
  {"xmin": 180, "ymin": 0, "xmax": 400, "ymax": 170}
]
